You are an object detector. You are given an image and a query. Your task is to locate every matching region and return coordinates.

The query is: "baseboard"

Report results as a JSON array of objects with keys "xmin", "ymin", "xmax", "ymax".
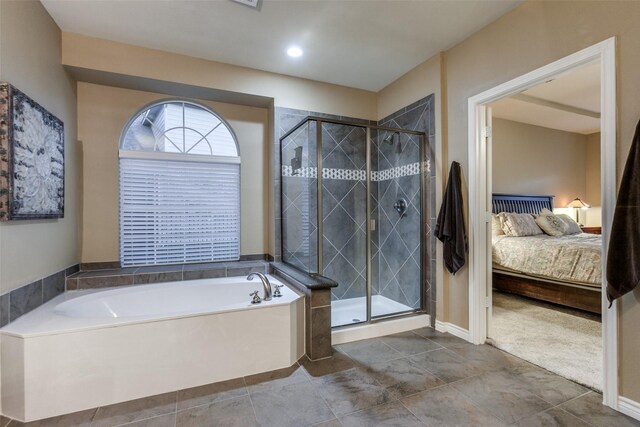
[
  {"xmin": 435, "ymin": 320, "xmax": 470, "ymax": 341},
  {"xmin": 332, "ymin": 314, "xmax": 430, "ymax": 345},
  {"xmin": 618, "ymin": 396, "xmax": 640, "ymax": 421}
]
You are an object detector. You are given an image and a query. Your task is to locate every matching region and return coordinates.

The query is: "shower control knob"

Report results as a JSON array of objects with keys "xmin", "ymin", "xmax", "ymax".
[{"xmin": 394, "ymin": 199, "xmax": 408, "ymax": 218}]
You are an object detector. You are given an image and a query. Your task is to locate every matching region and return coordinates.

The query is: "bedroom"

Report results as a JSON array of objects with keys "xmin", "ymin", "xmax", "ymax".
[{"xmin": 487, "ymin": 61, "xmax": 602, "ymax": 390}]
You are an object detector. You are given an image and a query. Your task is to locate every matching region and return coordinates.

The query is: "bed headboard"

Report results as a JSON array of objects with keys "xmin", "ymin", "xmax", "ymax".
[{"xmin": 492, "ymin": 193, "xmax": 554, "ymax": 214}]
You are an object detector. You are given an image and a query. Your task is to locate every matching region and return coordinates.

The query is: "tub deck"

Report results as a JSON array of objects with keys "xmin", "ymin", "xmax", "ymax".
[{"xmin": 0, "ymin": 275, "xmax": 305, "ymax": 422}]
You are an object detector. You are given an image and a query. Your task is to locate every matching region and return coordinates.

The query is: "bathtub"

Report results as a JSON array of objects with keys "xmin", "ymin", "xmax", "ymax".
[{"xmin": 0, "ymin": 275, "xmax": 304, "ymax": 422}]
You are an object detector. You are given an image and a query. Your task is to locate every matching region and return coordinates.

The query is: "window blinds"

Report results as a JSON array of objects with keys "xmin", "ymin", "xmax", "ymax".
[{"xmin": 119, "ymin": 157, "xmax": 240, "ymax": 266}]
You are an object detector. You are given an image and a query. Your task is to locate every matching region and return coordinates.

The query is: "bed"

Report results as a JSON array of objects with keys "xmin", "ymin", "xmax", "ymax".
[{"xmin": 492, "ymin": 194, "xmax": 602, "ymax": 314}]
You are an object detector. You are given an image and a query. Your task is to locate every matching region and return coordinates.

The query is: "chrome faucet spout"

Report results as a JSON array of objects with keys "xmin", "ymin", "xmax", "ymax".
[{"xmin": 247, "ymin": 272, "xmax": 272, "ymax": 301}]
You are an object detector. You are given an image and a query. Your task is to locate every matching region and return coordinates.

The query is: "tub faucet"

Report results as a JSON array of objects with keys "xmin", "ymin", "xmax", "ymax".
[{"xmin": 247, "ymin": 272, "xmax": 272, "ymax": 301}]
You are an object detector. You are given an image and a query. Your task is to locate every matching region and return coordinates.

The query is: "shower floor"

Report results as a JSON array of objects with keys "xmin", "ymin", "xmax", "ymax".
[{"xmin": 331, "ymin": 295, "xmax": 414, "ymax": 327}]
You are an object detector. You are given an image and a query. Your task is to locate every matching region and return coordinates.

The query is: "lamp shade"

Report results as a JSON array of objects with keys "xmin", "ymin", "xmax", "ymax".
[{"xmin": 566, "ymin": 197, "xmax": 591, "ymax": 209}]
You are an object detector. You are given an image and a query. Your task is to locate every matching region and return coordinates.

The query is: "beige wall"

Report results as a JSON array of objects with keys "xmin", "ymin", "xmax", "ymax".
[
  {"xmin": 586, "ymin": 133, "xmax": 602, "ymax": 204},
  {"xmin": 438, "ymin": 0, "xmax": 640, "ymax": 400},
  {"xmin": 377, "ymin": 52, "xmax": 447, "ymax": 320},
  {"xmin": 63, "ymin": 33, "xmax": 377, "ymax": 121},
  {"xmin": 0, "ymin": 1, "xmax": 79, "ymax": 293},
  {"xmin": 585, "ymin": 132, "xmax": 602, "ymax": 226},
  {"xmin": 78, "ymin": 83, "xmax": 269, "ymax": 262},
  {"xmin": 63, "ymin": 32, "xmax": 380, "ymax": 262},
  {"xmin": 492, "ymin": 118, "xmax": 588, "ymax": 208}
]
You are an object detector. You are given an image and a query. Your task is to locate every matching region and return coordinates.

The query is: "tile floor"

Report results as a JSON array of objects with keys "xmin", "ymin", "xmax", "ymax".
[{"xmin": 3, "ymin": 327, "xmax": 638, "ymax": 427}]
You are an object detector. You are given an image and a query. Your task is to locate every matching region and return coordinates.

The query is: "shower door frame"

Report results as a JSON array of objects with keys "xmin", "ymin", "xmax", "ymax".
[{"xmin": 280, "ymin": 116, "xmax": 429, "ymax": 326}]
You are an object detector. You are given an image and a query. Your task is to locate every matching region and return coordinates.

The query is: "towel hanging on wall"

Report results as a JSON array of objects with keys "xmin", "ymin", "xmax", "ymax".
[
  {"xmin": 436, "ymin": 161, "xmax": 467, "ymax": 274},
  {"xmin": 606, "ymin": 119, "xmax": 640, "ymax": 305}
]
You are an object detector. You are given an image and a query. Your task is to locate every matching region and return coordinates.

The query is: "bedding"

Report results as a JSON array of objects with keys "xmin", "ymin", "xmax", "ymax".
[
  {"xmin": 492, "ymin": 233, "xmax": 601, "ymax": 286},
  {"xmin": 557, "ymin": 214, "xmax": 583, "ymax": 234},
  {"xmin": 492, "ymin": 214, "xmax": 505, "ymax": 236},
  {"xmin": 499, "ymin": 212, "xmax": 543, "ymax": 237},
  {"xmin": 534, "ymin": 210, "xmax": 568, "ymax": 236}
]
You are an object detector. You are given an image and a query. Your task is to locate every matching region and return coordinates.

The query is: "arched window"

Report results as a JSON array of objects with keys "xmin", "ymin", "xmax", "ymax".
[{"xmin": 119, "ymin": 100, "xmax": 240, "ymax": 266}]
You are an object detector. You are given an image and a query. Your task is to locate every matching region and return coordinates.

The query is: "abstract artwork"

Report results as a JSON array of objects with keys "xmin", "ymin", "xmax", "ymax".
[{"xmin": 0, "ymin": 83, "xmax": 64, "ymax": 220}]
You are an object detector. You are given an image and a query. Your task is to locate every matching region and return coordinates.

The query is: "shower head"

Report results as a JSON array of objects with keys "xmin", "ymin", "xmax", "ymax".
[{"xmin": 383, "ymin": 132, "xmax": 399, "ymax": 145}]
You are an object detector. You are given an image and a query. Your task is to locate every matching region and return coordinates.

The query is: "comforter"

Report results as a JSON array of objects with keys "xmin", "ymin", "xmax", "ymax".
[{"xmin": 492, "ymin": 233, "xmax": 601, "ymax": 286}]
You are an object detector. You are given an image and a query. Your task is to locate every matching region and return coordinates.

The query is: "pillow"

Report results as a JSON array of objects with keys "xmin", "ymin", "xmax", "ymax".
[
  {"xmin": 499, "ymin": 212, "xmax": 543, "ymax": 237},
  {"xmin": 557, "ymin": 214, "xmax": 583, "ymax": 235},
  {"xmin": 492, "ymin": 214, "xmax": 505, "ymax": 236},
  {"xmin": 535, "ymin": 210, "xmax": 568, "ymax": 236}
]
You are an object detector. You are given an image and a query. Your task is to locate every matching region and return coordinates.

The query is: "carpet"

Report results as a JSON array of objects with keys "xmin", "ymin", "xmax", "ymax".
[{"xmin": 489, "ymin": 291, "xmax": 601, "ymax": 390}]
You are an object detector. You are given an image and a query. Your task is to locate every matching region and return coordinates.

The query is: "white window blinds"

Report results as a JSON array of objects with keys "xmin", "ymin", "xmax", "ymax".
[{"xmin": 119, "ymin": 157, "xmax": 240, "ymax": 266}]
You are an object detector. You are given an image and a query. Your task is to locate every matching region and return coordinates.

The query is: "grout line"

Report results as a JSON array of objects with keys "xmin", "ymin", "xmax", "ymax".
[
  {"xmin": 90, "ymin": 406, "xmax": 102, "ymax": 427},
  {"xmin": 552, "ymin": 406, "xmax": 598, "ymax": 427},
  {"xmin": 173, "ymin": 390, "xmax": 178, "ymax": 427},
  {"xmin": 245, "ymin": 384, "xmax": 260, "ymax": 425}
]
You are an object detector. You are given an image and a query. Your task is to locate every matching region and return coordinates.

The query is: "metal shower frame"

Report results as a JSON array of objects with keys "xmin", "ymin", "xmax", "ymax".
[{"xmin": 279, "ymin": 116, "xmax": 429, "ymax": 326}]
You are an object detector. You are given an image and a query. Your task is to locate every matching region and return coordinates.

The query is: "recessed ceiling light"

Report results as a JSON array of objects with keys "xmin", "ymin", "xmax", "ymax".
[{"xmin": 287, "ymin": 46, "xmax": 303, "ymax": 58}]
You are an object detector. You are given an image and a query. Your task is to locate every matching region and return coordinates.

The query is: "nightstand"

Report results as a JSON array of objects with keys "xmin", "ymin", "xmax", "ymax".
[{"xmin": 581, "ymin": 226, "xmax": 601, "ymax": 234}]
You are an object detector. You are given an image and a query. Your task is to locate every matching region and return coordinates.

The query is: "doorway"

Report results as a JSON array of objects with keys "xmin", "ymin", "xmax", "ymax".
[
  {"xmin": 467, "ymin": 38, "xmax": 617, "ymax": 406},
  {"xmin": 486, "ymin": 61, "xmax": 602, "ymax": 390}
]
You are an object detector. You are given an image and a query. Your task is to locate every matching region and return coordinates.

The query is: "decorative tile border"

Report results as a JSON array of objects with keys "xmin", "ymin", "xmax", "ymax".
[
  {"xmin": 372, "ymin": 161, "xmax": 427, "ymax": 181},
  {"xmin": 281, "ymin": 161, "xmax": 429, "ymax": 182}
]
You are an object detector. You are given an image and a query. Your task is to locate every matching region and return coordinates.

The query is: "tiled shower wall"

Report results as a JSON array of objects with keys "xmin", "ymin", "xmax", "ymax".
[
  {"xmin": 278, "ymin": 110, "xmax": 373, "ymax": 304},
  {"xmin": 372, "ymin": 131, "xmax": 423, "ymax": 309},
  {"xmin": 320, "ymin": 122, "xmax": 368, "ymax": 301},
  {"xmin": 275, "ymin": 96, "xmax": 435, "ymax": 315}
]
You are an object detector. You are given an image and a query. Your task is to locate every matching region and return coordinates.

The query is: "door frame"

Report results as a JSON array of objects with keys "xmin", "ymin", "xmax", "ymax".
[{"xmin": 467, "ymin": 38, "xmax": 618, "ymax": 407}]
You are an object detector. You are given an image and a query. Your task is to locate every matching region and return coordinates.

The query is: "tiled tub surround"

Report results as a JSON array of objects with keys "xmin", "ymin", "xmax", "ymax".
[
  {"xmin": 0, "ymin": 264, "xmax": 79, "ymax": 328},
  {"xmin": 272, "ymin": 262, "xmax": 337, "ymax": 361},
  {"xmin": 0, "ymin": 259, "xmax": 273, "ymax": 328},
  {"xmin": 0, "ymin": 274, "xmax": 304, "ymax": 422},
  {"xmin": 2, "ymin": 328, "xmax": 636, "ymax": 427},
  {"xmin": 66, "ymin": 260, "xmax": 270, "ymax": 290}
]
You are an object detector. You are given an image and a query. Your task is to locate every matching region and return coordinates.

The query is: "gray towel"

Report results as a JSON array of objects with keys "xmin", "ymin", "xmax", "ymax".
[{"xmin": 436, "ymin": 161, "xmax": 467, "ymax": 274}]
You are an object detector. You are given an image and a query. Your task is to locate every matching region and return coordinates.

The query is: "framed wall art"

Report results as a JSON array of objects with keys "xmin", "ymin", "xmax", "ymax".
[{"xmin": 0, "ymin": 83, "xmax": 64, "ymax": 221}]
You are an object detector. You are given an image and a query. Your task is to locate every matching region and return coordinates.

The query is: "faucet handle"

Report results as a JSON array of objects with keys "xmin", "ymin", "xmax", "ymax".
[
  {"xmin": 249, "ymin": 290, "xmax": 261, "ymax": 304},
  {"xmin": 273, "ymin": 284, "xmax": 284, "ymax": 298}
]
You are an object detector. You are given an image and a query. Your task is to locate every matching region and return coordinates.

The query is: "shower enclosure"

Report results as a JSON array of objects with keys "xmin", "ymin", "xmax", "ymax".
[{"xmin": 280, "ymin": 117, "xmax": 427, "ymax": 327}]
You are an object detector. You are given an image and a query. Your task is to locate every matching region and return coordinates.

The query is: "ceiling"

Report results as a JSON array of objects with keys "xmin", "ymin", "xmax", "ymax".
[
  {"xmin": 41, "ymin": 0, "xmax": 522, "ymax": 92},
  {"xmin": 491, "ymin": 61, "xmax": 601, "ymax": 135}
]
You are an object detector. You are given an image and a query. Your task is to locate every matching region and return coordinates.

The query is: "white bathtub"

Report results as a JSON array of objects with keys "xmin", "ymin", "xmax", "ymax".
[{"xmin": 0, "ymin": 275, "xmax": 305, "ymax": 422}]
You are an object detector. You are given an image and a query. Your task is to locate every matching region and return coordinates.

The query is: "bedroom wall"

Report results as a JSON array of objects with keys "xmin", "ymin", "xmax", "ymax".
[
  {"xmin": 0, "ymin": 0, "xmax": 80, "ymax": 293},
  {"xmin": 77, "ymin": 83, "xmax": 270, "ymax": 263},
  {"xmin": 492, "ymin": 118, "xmax": 587, "ymax": 208},
  {"xmin": 585, "ymin": 132, "xmax": 602, "ymax": 227},
  {"xmin": 437, "ymin": 0, "xmax": 640, "ymax": 401}
]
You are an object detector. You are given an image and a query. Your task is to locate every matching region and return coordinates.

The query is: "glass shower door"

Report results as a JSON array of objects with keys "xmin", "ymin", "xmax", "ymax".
[
  {"xmin": 371, "ymin": 130, "xmax": 422, "ymax": 319},
  {"xmin": 320, "ymin": 122, "xmax": 368, "ymax": 327},
  {"xmin": 281, "ymin": 121, "xmax": 317, "ymax": 273}
]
